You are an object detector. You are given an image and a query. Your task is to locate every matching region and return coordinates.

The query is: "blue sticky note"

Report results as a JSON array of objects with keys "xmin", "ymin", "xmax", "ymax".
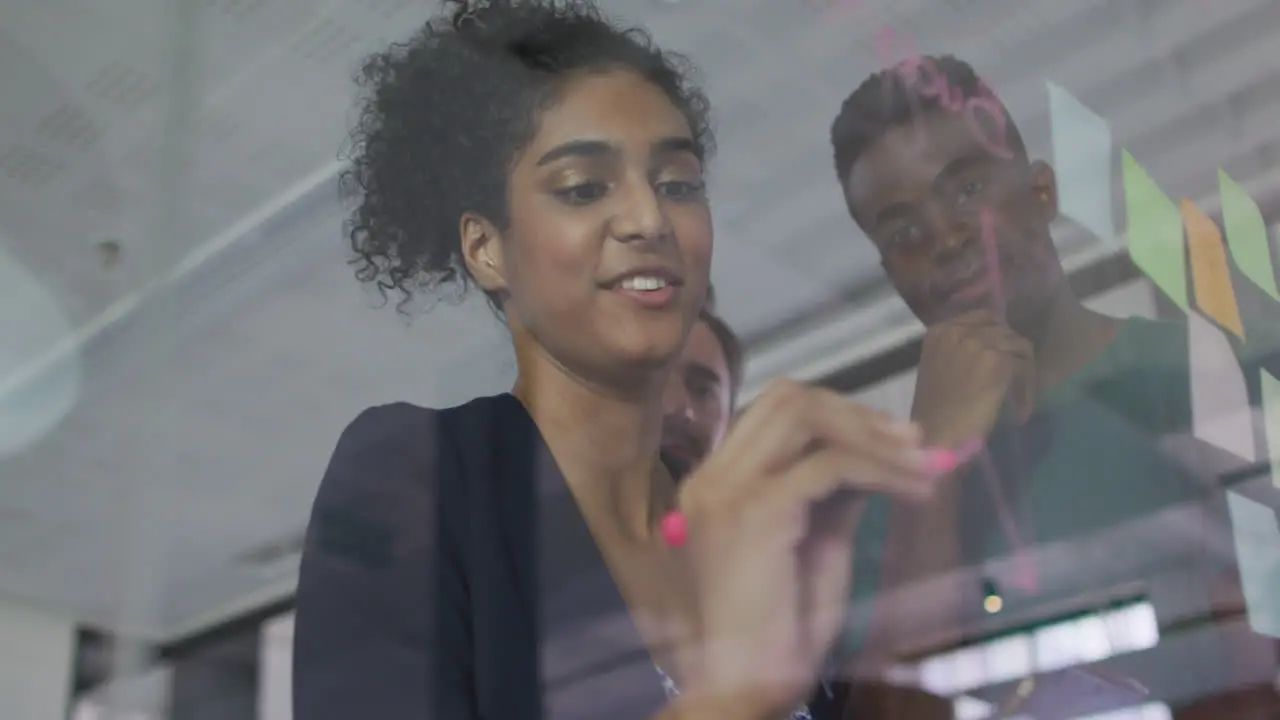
[
  {"xmin": 1226, "ymin": 492, "xmax": 1280, "ymax": 638},
  {"xmin": 1048, "ymin": 83, "xmax": 1114, "ymax": 241}
]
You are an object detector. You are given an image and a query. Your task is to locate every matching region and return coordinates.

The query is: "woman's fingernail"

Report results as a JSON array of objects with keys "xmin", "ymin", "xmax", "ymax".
[
  {"xmin": 660, "ymin": 511, "xmax": 688, "ymax": 547},
  {"xmin": 922, "ymin": 448, "xmax": 958, "ymax": 475}
]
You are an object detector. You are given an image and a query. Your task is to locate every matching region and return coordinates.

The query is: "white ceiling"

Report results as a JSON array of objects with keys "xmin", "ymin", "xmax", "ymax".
[{"xmin": 0, "ymin": 0, "xmax": 1277, "ymax": 694}]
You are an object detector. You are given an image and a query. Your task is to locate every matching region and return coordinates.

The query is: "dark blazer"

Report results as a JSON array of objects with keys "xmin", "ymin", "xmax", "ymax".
[
  {"xmin": 292, "ymin": 395, "xmax": 849, "ymax": 719},
  {"xmin": 292, "ymin": 398, "xmax": 544, "ymax": 719}
]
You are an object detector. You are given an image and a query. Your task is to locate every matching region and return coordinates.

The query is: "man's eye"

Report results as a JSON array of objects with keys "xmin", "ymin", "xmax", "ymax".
[
  {"xmin": 888, "ymin": 224, "xmax": 924, "ymax": 248},
  {"xmin": 657, "ymin": 180, "xmax": 706, "ymax": 201},
  {"xmin": 956, "ymin": 179, "xmax": 984, "ymax": 205},
  {"xmin": 690, "ymin": 382, "xmax": 715, "ymax": 401},
  {"xmin": 555, "ymin": 182, "xmax": 608, "ymax": 205}
]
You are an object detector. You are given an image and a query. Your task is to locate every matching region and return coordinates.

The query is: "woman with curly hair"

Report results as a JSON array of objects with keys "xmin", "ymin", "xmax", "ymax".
[{"xmin": 292, "ymin": 2, "xmax": 960, "ymax": 718}]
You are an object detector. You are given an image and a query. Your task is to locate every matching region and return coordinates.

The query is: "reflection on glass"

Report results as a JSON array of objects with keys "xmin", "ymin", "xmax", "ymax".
[
  {"xmin": 1102, "ymin": 603, "xmax": 1160, "ymax": 655},
  {"xmin": 1076, "ymin": 700, "xmax": 1173, "ymax": 720},
  {"xmin": 0, "ymin": 245, "xmax": 81, "ymax": 458},
  {"xmin": 952, "ymin": 694, "xmax": 994, "ymax": 720},
  {"xmin": 916, "ymin": 601, "xmax": 1159, "ymax": 697},
  {"xmin": 1069, "ymin": 615, "xmax": 1113, "ymax": 665},
  {"xmin": 982, "ymin": 632, "xmax": 1032, "ymax": 686},
  {"xmin": 1033, "ymin": 620, "xmax": 1085, "ymax": 673}
]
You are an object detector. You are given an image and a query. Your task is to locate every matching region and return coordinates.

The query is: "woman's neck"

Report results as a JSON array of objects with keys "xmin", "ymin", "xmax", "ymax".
[{"xmin": 511, "ymin": 343, "xmax": 670, "ymax": 542}]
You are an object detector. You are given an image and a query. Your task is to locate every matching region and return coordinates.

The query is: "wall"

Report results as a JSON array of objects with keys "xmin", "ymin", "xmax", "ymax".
[
  {"xmin": 258, "ymin": 613, "xmax": 293, "ymax": 720},
  {"xmin": 0, "ymin": 594, "xmax": 74, "ymax": 720}
]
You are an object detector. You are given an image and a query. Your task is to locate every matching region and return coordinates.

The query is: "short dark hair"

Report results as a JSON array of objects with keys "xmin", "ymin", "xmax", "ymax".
[
  {"xmin": 830, "ymin": 54, "xmax": 1027, "ymax": 202},
  {"xmin": 343, "ymin": 0, "xmax": 715, "ymax": 312},
  {"xmin": 699, "ymin": 307, "xmax": 743, "ymax": 408}
]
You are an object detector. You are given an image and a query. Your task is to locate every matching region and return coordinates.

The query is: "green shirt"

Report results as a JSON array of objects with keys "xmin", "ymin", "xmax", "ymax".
[{"xmin": 840, "ymin": 315, "xmax": 1280, "ymax": 661}]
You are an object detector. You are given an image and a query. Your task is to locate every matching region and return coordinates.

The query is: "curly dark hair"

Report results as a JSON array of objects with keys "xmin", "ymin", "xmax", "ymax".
[
  {"xmin": 830, "ymin": 54, "xmax": 1026, "ymax": 203},
  {"xmin": 340, "ymin": 0, "xmax": 715, "ymax": 312}
]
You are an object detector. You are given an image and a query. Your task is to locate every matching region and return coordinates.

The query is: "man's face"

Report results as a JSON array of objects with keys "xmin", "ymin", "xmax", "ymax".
[
  {"xmin": 844, "ymin": 107, "xmax": 1065, "ymax": 327},
  {"xmin": 660, "ymin": 319, "xmax": 733, "ymax": 481}
]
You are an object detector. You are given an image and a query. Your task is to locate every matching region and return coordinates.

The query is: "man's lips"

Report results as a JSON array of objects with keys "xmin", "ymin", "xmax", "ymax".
[
  {"xmin": 660, "ymin": 435, "xmax": 704, "ymax": 466},
  {"xmin": 932, "ymin": 256, "xmax": 997, "ymax": 303}
]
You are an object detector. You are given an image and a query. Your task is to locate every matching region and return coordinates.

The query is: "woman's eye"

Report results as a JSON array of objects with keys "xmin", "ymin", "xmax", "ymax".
[
  {"xmin": 555, "ymin": 182, "xmax": 608, "ymax": 205},
  {"xmin": 657, "ymin": 179, "xmax": 706, "ymax": 200}
]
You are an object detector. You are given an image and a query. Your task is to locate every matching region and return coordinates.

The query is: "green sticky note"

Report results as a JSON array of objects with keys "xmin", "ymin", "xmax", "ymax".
[
  {"xmin": 1123, "ymin": 152, "xmax": 1187, "ymax": 310},
  {"xmin": 1264, "ymin": 371, "xmax": 1280, "ymax": 488},
  {"xmin": 1220, "ymin": 170, "xmax": 1280, "ymax": 301}
]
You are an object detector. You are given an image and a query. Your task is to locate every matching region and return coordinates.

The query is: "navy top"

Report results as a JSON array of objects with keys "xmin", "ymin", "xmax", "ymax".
[{"xmin": 291, "ymin": 394, "xmax": 842, "ymax": 719}]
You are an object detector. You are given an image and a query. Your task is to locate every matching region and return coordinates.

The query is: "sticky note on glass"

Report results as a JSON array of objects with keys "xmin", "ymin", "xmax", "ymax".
[
  {"xmin": 1220, "ymin": 170, "xmax": 1280, "ymax": 302},
  {"xmin": 1189, "ymin": 312, "xmax": 1255, "ymax": 462},
  {"xmin": 1226, "ymin": 491, "xmax": 1280, "ymax": 638},
  {"xmin": 1183, "ymin": 199, "xmax": 1244, "ymax": 338},
  {"xmin": 1048, "ymin": 83, "xmax": 1113, "ymax": 241},
  {"xmin": 1123, "ymin": 152, "xmax": 1187, "ymax": 310},
  {"xmin": 1264, "ymin": 371, "xmax": 1280, "ymax": 488}
]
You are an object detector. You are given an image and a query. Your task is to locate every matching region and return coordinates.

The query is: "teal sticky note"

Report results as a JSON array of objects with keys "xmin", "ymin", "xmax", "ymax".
[
  {"xmin": 1226, "ymin": 491, "xmax": 1280, "ymax": 638},
  {"xmin": 1048, "ymin": 83, "xmax": 1113, "ymax": 241},
  {"xmin": 1123, "ymin": 152, "xmax": 1187, "ymax": 310},
  {"xmin": 1263, "ymin": 370, "xmax": 1280, "ymax": 488},
  {"xmin": 1220, "ymin": 170, "xmax": 1280, "ymax": 301}
]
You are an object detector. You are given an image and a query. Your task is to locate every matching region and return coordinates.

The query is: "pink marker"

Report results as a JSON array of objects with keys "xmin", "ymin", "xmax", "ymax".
[
  {"xmin": 974, "ymin": 449, "xmax": 1040, "ymax": 594},
  {"xmin": 980, "ymin": 207, "xmax": 1007, "ymax": 317},
  {"xmin": 659, "ymin": 510, "xmax": 688, "ymax": 548}
]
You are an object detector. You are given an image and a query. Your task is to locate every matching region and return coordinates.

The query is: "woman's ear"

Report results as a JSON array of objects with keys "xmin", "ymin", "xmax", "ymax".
[
  {"xmin": 460, "ymin": 212, "xmax": 508, "ymax": 295},
  {"xmin": 1028, "ymin": 160, "xmax": 1060, "ymax": 223}
]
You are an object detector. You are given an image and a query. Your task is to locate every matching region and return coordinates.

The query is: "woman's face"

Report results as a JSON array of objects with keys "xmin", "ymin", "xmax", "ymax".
[{"xmin": 484, "ymin": 69, "xmax": 713, "ymax": 390}]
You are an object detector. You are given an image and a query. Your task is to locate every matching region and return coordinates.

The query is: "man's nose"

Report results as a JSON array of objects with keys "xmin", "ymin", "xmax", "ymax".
[{"xmin": 926, "ymin": 204, "xmax": 972, "ymax": 263}]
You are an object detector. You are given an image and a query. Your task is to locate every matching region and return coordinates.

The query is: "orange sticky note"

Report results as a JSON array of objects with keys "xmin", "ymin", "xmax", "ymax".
[{"xmin": 1182, "ymin": 199, "xmax": 1244, "ymax": 339}]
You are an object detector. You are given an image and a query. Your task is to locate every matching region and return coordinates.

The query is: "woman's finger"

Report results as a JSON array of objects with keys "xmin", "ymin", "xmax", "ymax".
[
  {"xmin": 808, "ymin": 389, "xmax": 928, "ymax": 475},
  {"xmin": 757, "ymin": 446, "xmax": 942, "ymax": 517},
  {"xmin": 693, "ymin": 383, "xmax": 925, "ymax": 513}
]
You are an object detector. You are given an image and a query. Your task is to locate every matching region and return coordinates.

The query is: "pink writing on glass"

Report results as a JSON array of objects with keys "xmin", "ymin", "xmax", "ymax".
[
  {"xmin": 980, "ymin": 206, "xmax": 1007, "ymax": 317},
  {"xmin": 873, "ymin": 27, "xmax": 1016, "ymax": 160},
  {"xmin": 976, "ymin": 449, "xmax": 1040, "ymax": 594}
]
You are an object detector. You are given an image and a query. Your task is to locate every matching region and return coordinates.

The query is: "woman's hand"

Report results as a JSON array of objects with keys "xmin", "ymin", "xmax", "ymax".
[{"xmin": 669, "ymin": 380, "xmax": 955, "ymax": 719}]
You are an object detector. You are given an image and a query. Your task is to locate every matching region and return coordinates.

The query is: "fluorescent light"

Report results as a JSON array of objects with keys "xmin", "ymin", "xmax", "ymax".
[
  {"xmin": 1102, "ymin": 603, "xmax": 1160, "ymax": 654},
  {"xmin": 1075, "ymin": 701, "xmax": 1171, "ymax": 720},
  {"xmin": 1033, "ymin": 620, "xmax": 1087, "ymax": 672},
  {"xmin": 915, "ymin": 601, "xmax": 1160, "ymax": 697},
  {"xmin": 953, "ymin": 694, "xmax": 995, "ymax": 720},
  {"xmin": 983, "ymin": 633, "xmax": 1033, "ymax": 686}
]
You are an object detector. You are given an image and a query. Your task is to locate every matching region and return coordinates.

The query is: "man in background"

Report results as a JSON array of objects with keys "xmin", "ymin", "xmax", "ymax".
[
  {"xmin": 660, "ymin": 285, "xmax": 742, "ymax": 482},
  {"xmin": 661, "ymin": 289, "xmax": 954, "ymax": 718},
  {"xmin": 828, "ymin": 52, "xmax": 1279, "ymax": 717}
]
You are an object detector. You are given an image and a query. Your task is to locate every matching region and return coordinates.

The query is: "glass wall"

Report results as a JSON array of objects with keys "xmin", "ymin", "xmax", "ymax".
[{"xmin": 2, "ymin": 0, "xmax": 1278, "ymax": 717}]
